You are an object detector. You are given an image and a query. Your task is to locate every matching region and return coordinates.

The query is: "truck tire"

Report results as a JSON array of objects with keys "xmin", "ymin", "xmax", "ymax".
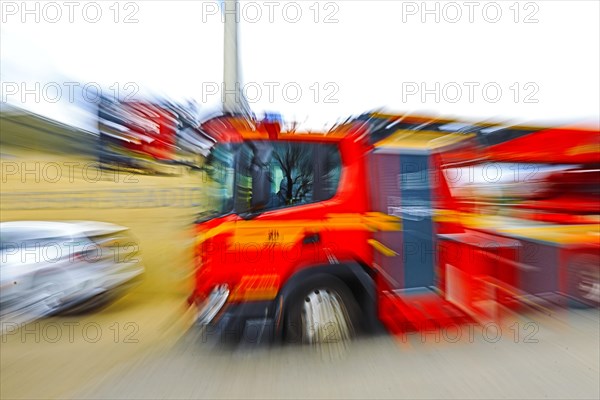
[
  {"xmin": 283, "ymin": 274, "xmax": 361, "ymax": 346},
  {"xmin": 567, "ymin": 254, "xmax": 600, "ymax": 308}
]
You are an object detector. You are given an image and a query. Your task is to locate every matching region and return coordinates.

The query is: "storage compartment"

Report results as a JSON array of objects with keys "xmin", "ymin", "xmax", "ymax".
[{"xmin": 438, "ymin": 230, "xmax": 520, "ymax": 322}]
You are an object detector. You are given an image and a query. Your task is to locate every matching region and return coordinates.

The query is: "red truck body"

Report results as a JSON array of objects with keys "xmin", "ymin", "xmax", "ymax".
[{"xmin": 190, "ymin": 113, "xmax": 600, "ymax": 343}]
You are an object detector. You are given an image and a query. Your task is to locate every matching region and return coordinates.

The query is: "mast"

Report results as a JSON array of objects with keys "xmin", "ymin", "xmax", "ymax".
[{"xmin": 222, "ymin": 0, "xmax": 249, "ymax": 115}]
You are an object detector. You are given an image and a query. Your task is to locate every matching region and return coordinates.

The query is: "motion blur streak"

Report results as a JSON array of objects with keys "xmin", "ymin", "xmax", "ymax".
[
  {"xmin": 1, "ymin": 102, "xmax": 201, "ymax": 398},
  {"xmin": 1, "ymin": 96, "xmax": 599, "ymax": 400}
]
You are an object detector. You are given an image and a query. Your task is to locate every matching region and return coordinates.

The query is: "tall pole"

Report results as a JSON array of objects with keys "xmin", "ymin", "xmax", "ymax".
[{"xmin": 223, "ymin": 0, "xmax": 246, "ymax": 115}]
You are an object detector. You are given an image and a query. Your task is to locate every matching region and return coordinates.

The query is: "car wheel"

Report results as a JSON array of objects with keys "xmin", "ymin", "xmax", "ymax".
[{"xmin": 284, "ymin": 275, "xmax": 360, "ymax": 346}]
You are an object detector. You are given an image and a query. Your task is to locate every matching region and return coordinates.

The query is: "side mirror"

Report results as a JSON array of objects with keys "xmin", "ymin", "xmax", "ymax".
[{"xmin": 250, "ymin": 164, "xmax": 271, "ymax": 210}]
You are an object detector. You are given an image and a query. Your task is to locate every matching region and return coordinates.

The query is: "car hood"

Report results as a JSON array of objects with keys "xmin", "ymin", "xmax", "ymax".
[{"xmin": 0, "ymin": 221, "xmax": 129, "ymax": 241}]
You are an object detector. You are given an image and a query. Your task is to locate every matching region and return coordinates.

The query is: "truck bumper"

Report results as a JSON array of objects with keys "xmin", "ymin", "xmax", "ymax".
[{"xmin": 198, "ymin": 300, "xmax": 275, "ymax": 346}]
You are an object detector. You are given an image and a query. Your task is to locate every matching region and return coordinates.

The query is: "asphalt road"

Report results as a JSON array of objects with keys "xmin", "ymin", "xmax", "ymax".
[
  {"xmin": 3, "ymin": 282, "xmax": 598, "ymax": 400},
  {"xmin": 69, "ymin": 307, "xmax": 600, "ymax": 399},
  {"xmin": 72, "ymin": 307, "xmax": 600, "ymax": 400}
]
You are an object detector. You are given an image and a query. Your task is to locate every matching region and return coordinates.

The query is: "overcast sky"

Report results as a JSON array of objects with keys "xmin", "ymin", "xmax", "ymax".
[{"xmin": 1, "ymin": 0, "xmax": 599, "ymax": 131}]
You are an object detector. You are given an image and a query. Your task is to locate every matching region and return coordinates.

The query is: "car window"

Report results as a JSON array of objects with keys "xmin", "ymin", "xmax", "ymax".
[{"xmin": 0, "ymin": 227, "xmax": 71, "ymax": 251}]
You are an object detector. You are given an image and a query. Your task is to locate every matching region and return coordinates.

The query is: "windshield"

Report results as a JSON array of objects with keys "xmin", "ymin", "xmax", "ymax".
[
  {"xmin": 200, "ymin": 143, "xmax": 237, "ymax": 220},
  {"xmin": 200, "ymin": 140, "xmax": 342, "ymax": 219},
  {"xmin": 199, "ymin": 140, "xmax": 341, "ymax": 219}
]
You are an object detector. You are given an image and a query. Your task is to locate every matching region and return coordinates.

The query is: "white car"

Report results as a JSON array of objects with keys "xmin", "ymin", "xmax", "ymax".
[{"xmin": 1, "ymin": 221, "xmax": 144, "ymax": 329}]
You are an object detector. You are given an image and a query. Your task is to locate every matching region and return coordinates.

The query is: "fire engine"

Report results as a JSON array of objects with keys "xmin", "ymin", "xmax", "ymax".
[
  {"xmin": 97, "ymin": 98, "xmax": 212, "ymax": 173},
  {"xmin": 189, "ymin": 112, "xmax": 600, "ymax": 344}
]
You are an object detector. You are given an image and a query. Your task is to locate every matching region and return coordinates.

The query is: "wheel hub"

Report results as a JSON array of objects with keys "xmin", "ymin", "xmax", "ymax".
[{"xmin": 301, "ymin": 288, "xmax": 353, "ymax": 344}]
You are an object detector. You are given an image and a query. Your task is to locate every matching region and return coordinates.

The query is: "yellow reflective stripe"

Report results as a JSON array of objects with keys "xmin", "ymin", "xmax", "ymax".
[
  {"xmin": 229, "ymin": 274, "xmax": 280, "ymax": 301},
  {"xmin": 375, "ymin": 131, "xmax": 474, "ymax": 150},
  {"xmin": 433, "ymin": 209, "xmax": 459, "ymax": 222},
  {"xmin": 198, "ymin": 212, "xmax": 402, "ymax": 244},
  {"xmin": 363, "ymin": 212, "xmax": 403, "ymax": 231},
  {"xmin": 498, "ymin": 224, "xmax": 600, "ymax": 245},
  {"xmin": 567, "ymin": 144, "xmax": 600, "ymax": 156},
  {"xmin": 368, "ymin": 239, "xmax": 398, "ymax": 257},
  {"xmin": 434, "ymin": 209, "xmax": 600, "ymax": 245},
  {"xmin": 198, "ymin": 222, "xmax": 237, "ymax": 242}
]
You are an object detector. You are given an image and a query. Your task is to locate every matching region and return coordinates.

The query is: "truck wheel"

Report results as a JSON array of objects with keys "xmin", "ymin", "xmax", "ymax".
[
  {"xmin": 567, "ymin": 254, "xmax": 600, "ymax": 308},
  {"xmin": 283, "ymin": 275, "xmax": 360, "ymax": 346}
]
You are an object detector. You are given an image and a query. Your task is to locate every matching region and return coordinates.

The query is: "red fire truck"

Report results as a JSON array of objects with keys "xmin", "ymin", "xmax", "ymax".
[
  {"xmin": 97, "ymin": 98, "xmax": 211, "ymax": 172},
  {"xmin": 189, "ymin": 113, "xmax": 600, "ymax": 344}
]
